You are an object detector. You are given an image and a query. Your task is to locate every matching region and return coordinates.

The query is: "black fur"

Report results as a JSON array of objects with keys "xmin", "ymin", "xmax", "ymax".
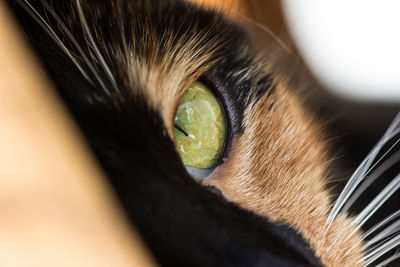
[{"xmin": 7, "ymin": 0, "xmax": 322, "ymax": 266}]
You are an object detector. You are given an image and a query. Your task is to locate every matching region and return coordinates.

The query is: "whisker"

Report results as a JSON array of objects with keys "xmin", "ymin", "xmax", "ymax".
[
  {"xmin": 343, "ymin": 210, "xmax": 400, "ymax": 258},
  {"xmin": 16, "ymin": 0, "xmax": 91, "ymax": 82},
  {"xmin": 363, "ymin": 218, "xmax": 400, "ymax": 249},
  {"xmin": 116, "ymin": 5, "xmax": 130, "ymax": 83},
  {"xmin": 32, "ymin": 0, "xmax": 111, "ymax": 95},
  {"xmin": 335, "ymin": 135, "xmax": 400, "ymax": 221},
  {"xmin": 75, "ymin": 0, "xmax": 120, "ymax": 95},
  {"xmin": 342, "ymin": 150, "xmax": 400, "ymax": 213},
  {"xmin": 327, "ymin": 155, "xmax": 377, "ymax": 226},
  {"xmin": 375, "ymin": 250, "xmax": 400, "ymax": 267},
  {"xmin": 364, "ymin": 235, "xmax": 395, "ymax": 259},
  {"xmin": 349, "ymin": 174, "xmax": 400, "ymax": 237},
  {"xmin": 364, "ymin": 210, "xmax": 400, "ymax": 241},
  {"xmin": 362, "ymin": 232, "xmax": 400, "ymax": 266},
  {"xmin": 327, "ymin": 113, "xmax": 400, "ymax": 226}
]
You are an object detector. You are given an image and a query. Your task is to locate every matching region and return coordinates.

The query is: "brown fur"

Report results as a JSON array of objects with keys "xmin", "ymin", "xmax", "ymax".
[
  {"xmin": 139, "ymin": 45, "xmax": 366, "ymax": 263},
  {"xmin": 203, "ymin": 84, "xmax": 364, "ymax": 266},
  {"xmin": 127, "ymin": 1, "xmax": 366, "ymax": 265},
  {"xmin": 6, "ymin": 0, "xmax": 373, "ymax": 264},
  {"xmin": 128, "ymin": 30, "xmax": 222, "ymax": 138}
]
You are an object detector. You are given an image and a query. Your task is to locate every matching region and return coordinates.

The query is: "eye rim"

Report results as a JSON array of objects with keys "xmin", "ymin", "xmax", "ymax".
[
  {"xmin": 172, "ymin": 76, "xmax": 232, "ymax": 180},
  {"xmin": 198, "ymin": 74, "xmax": 235, "ymax": 168}
]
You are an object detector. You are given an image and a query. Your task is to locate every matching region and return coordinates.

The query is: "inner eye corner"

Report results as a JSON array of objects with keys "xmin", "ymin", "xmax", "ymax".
[{"xmin": 172, "ymin": 79, "xmax": 228, "ymax": 181}]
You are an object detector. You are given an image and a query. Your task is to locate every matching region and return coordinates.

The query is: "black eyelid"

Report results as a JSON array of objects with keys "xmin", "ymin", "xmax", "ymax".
[{"xmin": 199, "ymin": 74, "xmax": 235, "ymax": 167}]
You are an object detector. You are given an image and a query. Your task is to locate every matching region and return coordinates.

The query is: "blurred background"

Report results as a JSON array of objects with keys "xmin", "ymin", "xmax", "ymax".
[
  {"xmin": 2, "ymin": 0, "xmax": 399, "ymax": 265},
  {"xmin": 241, "ymin": 1, "xmax": 400, "ymax": 265}
]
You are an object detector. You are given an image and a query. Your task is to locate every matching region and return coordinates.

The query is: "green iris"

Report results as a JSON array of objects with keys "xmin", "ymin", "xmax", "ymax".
[{"xmin": 174, "ymin": 81, "xmax": 226, "ymax": 169}]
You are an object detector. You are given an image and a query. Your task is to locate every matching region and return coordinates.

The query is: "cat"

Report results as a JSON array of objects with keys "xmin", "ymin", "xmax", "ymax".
[{"xmin": 5, "ymin": 0, "xmax": 400, "ymax": 266}]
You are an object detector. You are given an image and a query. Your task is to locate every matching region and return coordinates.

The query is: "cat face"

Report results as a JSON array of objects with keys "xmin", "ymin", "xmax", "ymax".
[{"xmin": 7, "ymin": 0, "xmax": 399, "ymax": 266}]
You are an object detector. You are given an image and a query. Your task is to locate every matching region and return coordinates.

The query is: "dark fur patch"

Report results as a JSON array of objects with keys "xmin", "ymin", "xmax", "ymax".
[{"xmin": 6, "ymin": 0, "xmax": 322, "ymax": 266}]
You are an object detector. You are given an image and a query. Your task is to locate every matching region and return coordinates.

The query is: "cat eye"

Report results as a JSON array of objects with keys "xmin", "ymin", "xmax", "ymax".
[{"xmin": 173, "ymin": 81, "xmax": 226, "ymax": 181}]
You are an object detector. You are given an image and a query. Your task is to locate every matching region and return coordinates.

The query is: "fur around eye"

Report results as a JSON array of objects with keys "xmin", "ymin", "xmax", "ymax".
[{"xmin": 7, "ymin": 0, "xmax": 400, "ymax": 266}]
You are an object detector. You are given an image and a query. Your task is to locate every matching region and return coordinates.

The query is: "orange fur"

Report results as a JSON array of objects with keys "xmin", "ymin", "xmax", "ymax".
[
  {"xmin": 127, "ymin": 30, "xmax": 222, "ymax": 138},
  {"xmin": 188, "ymin": 0, "xmax": 243, "ymax": 15},
  {"xmin": 203, "ymin": 84, "xmax": 365, "ymax": 266},
  {"xmin": 132, "ymin": 2, "xmax": 366, "ymax": 265}
]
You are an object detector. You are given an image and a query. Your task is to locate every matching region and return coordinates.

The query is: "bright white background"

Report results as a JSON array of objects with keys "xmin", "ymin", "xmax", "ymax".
[{"xmin": 282, "ymin": 0, "xmax": 400, "ymax": 102}]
